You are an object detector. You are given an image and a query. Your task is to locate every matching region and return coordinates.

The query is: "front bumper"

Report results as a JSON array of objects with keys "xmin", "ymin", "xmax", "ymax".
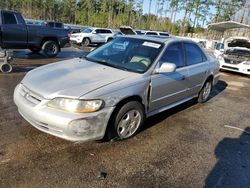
[
  {"xmin": 14, "ymin": 84, "xmax": 114, "ymax": 142},
  {"xmin": 220, "ymin": 61, "xmax": 250, "ymax": 75}
]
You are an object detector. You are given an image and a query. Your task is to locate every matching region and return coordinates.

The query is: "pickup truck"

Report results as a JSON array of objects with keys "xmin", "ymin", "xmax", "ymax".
[{"xmin": 0, "ymin": 10, "xmax": 70, "ymax": 57}]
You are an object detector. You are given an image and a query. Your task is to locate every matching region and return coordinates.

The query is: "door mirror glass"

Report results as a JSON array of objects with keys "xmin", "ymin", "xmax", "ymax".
[{"xmin": 156, "ymin": 63, "xmax": 176, "ymax": 74}]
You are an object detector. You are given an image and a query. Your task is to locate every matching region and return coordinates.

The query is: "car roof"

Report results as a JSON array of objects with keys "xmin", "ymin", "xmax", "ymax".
[{"xmin": 122, "ymin": 35, "xmax": 194, "ymax": 44}]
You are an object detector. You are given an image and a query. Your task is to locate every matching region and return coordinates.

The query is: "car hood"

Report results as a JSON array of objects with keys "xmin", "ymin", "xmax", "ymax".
[{"xmin": 21, "ymin": 58, "xmax": 137, "ymax": 99}]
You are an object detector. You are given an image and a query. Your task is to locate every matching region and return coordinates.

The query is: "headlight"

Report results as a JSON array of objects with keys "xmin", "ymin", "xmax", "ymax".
[
  {"xmin": 47, "ymin": 98, "xmax": 104, "ymax": 113},
  {"xmin": 218, "ymin": 55, "xmax": 224, "ymax": 61},
  {"xmin": 243, "ymin": 61, "xmax": 250, "ymax": 65}
]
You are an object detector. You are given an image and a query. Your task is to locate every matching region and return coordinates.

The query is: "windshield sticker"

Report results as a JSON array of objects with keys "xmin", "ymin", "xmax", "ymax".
[{"xmin": 142, "ymin": 42, "xmax": 161, "ymax": 48}]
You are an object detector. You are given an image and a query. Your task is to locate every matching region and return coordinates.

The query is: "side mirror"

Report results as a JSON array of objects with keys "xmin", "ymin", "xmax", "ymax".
[
  {"xmin": 92, "ymin": 31, "xmax": 96, "ymax": 34},
  {"xmin": 155, "ymin": 63, "xmax": 176, "ymax": 74}
]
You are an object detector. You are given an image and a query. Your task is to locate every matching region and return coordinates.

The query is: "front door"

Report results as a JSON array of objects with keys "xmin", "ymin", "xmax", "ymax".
[
  {"xmin": 149, "ymin": 42, "xmax": 189, "ymax": 112},
  {"xmin": 1, "ymin": 11, "xmax": 27, "ymax": 48}
]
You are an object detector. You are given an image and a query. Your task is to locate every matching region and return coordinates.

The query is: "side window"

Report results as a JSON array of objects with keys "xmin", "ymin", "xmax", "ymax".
[
  {"xmin": 159, "ymin": 43, "xmax": 185, "ymax": 68},
  {"xmin": 184, "ymin": 43, "xmax": 207, "ymax": 65},
  {"xmin": 3, "ymin": 12, "xmax": 17, "ymax": 24}
]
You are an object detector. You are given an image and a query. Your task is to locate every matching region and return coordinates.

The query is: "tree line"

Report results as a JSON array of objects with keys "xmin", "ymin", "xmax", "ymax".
[{"xmin": 0, "ymin": 0, "xmax": 249, "ymax": 35}]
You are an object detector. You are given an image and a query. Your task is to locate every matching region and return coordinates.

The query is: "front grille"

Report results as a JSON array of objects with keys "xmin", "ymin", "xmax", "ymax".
[
  {"xmin": 19, "ymin": 84, "xmax": 42, "ymax": 105},
  {"xmin": 222, "ymin": 65, "xmax": 239, "ymax": 71},
  {"xmin": 224, "ymin": 58, "xmax": 242, "ymax": 64}
]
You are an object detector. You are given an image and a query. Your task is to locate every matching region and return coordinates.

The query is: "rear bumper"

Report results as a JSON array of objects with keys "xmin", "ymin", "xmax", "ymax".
[
  {"xmin": 14, "ymin": 84, "xmax": 114, "ymax": 142},
  {"xmin": 213, "ymin": 73, "xmax": 220, "ymax": 86},
  {"xmin": 70, "ymin": 37, "xmax": 82, "ymax": 44},
  {"xmin": 59, "ymin": 37, "xmax": 70, "ymax": 48}
]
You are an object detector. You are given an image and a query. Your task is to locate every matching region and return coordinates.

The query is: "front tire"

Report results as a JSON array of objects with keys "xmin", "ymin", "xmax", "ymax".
[
  {"xmin": 198, "ymin": 79, "xmax": 212, "ymax": 103},
  {"xmin": 107, "ymin": 101, "xmax": 145, "ymax": 141},
  {"xmin": 42, "ymin": 40, "xmax": 59, "ymax": 58}
]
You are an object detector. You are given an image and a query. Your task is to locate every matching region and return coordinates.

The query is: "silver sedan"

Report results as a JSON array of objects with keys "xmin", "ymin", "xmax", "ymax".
[{"xmin": 14, "ymin": 35, "xmax": 220, "ymax": 142}]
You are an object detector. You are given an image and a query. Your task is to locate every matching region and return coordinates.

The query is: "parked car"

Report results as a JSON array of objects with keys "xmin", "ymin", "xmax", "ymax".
[
  {"xmin": 0, "ymin": 10, "xmax": 70, "ymax": 57},
  {"xmin": 120, "ymin": 27, "xmax": 169, "ymax": 37},
  {"xmin": 70, "ymin": 27, "xmax": 114, "ymax": 46},
  {"xmin": 14, "ymin": 35, "xmax": 220, "ymax": 142},
  {"xmin": 135, "ymin": 30, "xmax": 146, "ymax": 35},
  {"xmin": 215, "ymin": 37, "xmax": 250, "ymax": 76},
  {"xmin": 145, "ymin": 30, "xmax": 169, "ymax": 37}
]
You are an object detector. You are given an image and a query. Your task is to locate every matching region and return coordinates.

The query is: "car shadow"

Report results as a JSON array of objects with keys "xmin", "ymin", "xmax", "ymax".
[
  {"xmin": 140, "ymin": 80, "xmax": 228, "ymax": 133},
  {"xmin": 205, "ymin": 127, "xmax": 250, "ymax": 187}
]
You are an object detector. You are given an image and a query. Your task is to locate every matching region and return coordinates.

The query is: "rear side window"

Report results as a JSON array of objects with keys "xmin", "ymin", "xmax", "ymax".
[
  {"xmin": 55, "ymin": 23, "xmax": 63, "ymax": 28},
  {"xmin": 184, "ymin": 43, "xmax": 207, "ymax": 65},
  {"xmin": 159, "ymin": 43, "xmax": 185, "ymax": 68},
  {"xmin": 3, "ymin": 12, "xmax": 17, "ymax": 24}
]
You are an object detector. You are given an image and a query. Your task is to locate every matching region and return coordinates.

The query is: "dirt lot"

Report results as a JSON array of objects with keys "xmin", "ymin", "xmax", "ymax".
[{"xmin": 0, "ymin": 47, "xmax": 250, "ymax": 188}]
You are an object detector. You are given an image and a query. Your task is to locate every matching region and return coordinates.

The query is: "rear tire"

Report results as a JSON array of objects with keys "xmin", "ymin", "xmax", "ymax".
[
  {"xmin": 42, "ymin": 40, "xmax": 59, "ymax": 58},
  {"xmin": 82, "ymin": 38, "xmax": 90, "ymax": 47},
  {"xmin": 197, "ymin": 79, "xmax": 212, "ymax": 103},
  {"xmin": 107, "ymin": 38, "xmax": 113, "ymax": 43},
  {"xmin": 107, "ymin": 101, "xmax": 145, "ymax": 141}
]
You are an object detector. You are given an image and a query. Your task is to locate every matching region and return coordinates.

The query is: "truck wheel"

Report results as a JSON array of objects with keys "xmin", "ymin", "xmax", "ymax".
[
  {"xmin": 42, "ymin": 40, "xmax": 59, "ymax": 58},
  {"xmin": 197, "ymin": 79, "xmax": 212, "ymax": 103},
  {"xmin": 82, "ymin": 38, "xmax": 90, "ymax": 47},
  {"xmin": 0, "ymin": 63, "xmax": 12, "ymax": 73},
  {"xmin": 29, "ymin": 47, "xmax": 41, "ymax": 53},
  {"xmin": 107, "ymin": 101, "xmax": 145, "ymax": 141}
]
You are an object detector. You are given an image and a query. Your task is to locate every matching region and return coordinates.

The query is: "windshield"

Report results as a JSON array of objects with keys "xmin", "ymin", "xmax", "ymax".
[
  {"xmin": 86, "ymin": 37, "xmax": 163, "ymax": 73},
  {"xmin": 216, "ymin": 43, "xmax": 224, "ymax": 50},
  {"xmin": 81, "ymin": 28, "xmax": 92, "ymax": 33},
  {"xmin": 225, "ymin": 48, "xmax": 250, "ymax": 57}
]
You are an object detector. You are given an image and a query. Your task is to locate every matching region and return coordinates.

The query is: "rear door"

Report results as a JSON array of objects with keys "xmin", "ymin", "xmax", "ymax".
[
  {"xmin": 94, "ymin": 29, "xmax": 104, "ymax": 43},
  {"xmin": 1, "ymin": 11, "xmax": 27, "ymax": 48},
  {"xmin": 183, "ymin": 42, "xmax": 209, "ymax": 97},
  {"xmin": 150, "ymin": 42, "xmax": 189, "ymax": 112}
]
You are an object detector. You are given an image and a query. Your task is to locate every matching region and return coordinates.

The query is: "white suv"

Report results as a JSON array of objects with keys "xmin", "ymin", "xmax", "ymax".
[{"xmin": 70, "ymin": 27, "xmax": 114, "ymax": 46}]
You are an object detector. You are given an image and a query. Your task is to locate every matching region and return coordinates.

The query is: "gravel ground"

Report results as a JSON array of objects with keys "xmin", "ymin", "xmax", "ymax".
[{"xmin": 0, "ymin": 47, "xmax": 250, "ymax": 188}]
